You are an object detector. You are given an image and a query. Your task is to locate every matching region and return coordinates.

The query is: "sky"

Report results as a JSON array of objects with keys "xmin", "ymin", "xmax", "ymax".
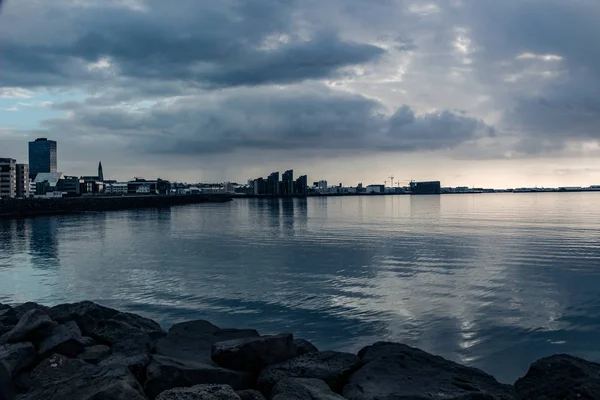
[{"xmin": 0, "ymin": 0, "xmax": 599, "ymax": 188}]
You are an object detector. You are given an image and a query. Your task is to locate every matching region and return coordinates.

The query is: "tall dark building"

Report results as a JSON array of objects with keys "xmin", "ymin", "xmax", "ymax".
[
  {"xmin": 294, "ymin": 175, "xmax": 308, "ymax": 196},
  {"xmin": 98, "ymin": 161, "xmax": 104, "ymax": 181},
  {"xmin": 282, "ymin": 169, "xmax": 294, "ymax": 195},
  {"xmin": 410, "ymin": 181, "xmax": 441, "ymax": 194},
  {"xmin": 268, "ymin": 172, "xmax": 280, "ymax": 196},
  {"xmin": 28, "ymin": 138, "xmax": 57, "ymax": 180}
]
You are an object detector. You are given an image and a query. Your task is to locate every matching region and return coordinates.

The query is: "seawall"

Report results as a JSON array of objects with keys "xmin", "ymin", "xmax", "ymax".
[
  {"xmin": 0, "ymin": 300, "xmax": 595, "ymax": 399},
  {"xmin": 0, "ymin": 194, "xmax": 232, "ymax": 219}
]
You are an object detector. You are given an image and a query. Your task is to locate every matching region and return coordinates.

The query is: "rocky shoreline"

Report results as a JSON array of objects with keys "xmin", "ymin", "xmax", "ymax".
[{"xmin": 0, "ymin": 301, "xmax": 596, "ymax": 399}]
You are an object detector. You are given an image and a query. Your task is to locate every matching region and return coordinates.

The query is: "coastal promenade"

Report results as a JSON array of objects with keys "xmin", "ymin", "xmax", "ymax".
[{"xmin": 0, "ymin": 300, "xmax": 594, "ymax": 399}]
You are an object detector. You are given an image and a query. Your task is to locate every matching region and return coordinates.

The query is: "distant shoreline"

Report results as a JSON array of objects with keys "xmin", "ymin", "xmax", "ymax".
[{"xmin": 0, "ymin": 194, "xmax": 232, "ymax": 220}]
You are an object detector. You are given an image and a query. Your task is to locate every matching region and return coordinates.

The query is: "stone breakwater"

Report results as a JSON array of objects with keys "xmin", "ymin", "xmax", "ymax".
[{"xmin": 0, "ymin": 301, "xmax": 596, "ymax": 400}]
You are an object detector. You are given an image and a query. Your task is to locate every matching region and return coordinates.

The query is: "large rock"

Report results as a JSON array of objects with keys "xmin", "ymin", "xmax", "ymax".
[
  {"xmin": 19, "ymin": 354, "xmax": 146, "ymax": 400},
  {"xmin": 294, "ymin": 339, "xmax": 318, "ymax": 356},
  {"xmin": 111, "ymin": 311, "xmax": 166, "ymax": 340},
  {"xmin": 343, "ymin": 342, "xmax": 515, "ymax": 400},
  {"xmin": 48, "ymin": 301, "xmax": 118, "ymax": 336},
  {"xmin": 0, "ymin": 362, "xmax": 15, "ymax": 400},
  {"xmin": 78, "ymin": 344, "xmax": 111, "ymax": 364},
  {"xmin": 12, "ymin": 303, "xmax": 49, "ymax": 319},
  {"xmin": 0, "ymin": 308, "xmax": 18, "ymax": 328},
  {"xmin": 156, "ymin": 384, "xmax": 241, "ymax": 400},
  {"xmin": 0, "ymin": 342, "xmax": 34, "ymax": 377},
  {"xmin": 257, "ymin": 351, "xmax": 361, "ymax": 396},
  {"xmin": 99, "ymin": 337, "xmax": 152, "ymax": 381},
  {"xmin": 1, "ymin": 309, "xmax": 53, "ymax": 344},
  {"xmin": 90, "ymin": 318, "xmax": 152, "ymax": 345},
  {"xmin": 236, "ymin": 390, "xmax": 266, "ymax": 400},
  {"xmin": 515, "ymin": 354, "xmax": 600, "ymax": 400},
  {"xmin": 156, "ymin": 320, "xmax": 259, "ymax": 363},
  {"xmin": 272, "ymin": 378, "xmax": 347, "ymax": 400},
  {"xmin": 144, "ymin": 354, "xmax": 253, "ymax": 399},
  {"xmin": 212, "ymin": 333, "xmax": 297, "ymax": 373},
  {"xmin": 37, "ymin": 321, "xmax": 86, "ymax": 358}
]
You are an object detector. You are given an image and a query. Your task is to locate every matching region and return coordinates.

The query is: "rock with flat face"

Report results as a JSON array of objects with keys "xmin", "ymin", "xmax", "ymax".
[
  {"xmin": 37, "ymin": 321, "xmax": 86, "ymax": 358},
  {"xmin": 0, "ymin": 307, "xmax": 18, "ymax": 328},
  {"xmin": 156, "ymin": 320, "xmax": 259, "ymax": 364},
  {"xmin": 515, "ymin": 354, "xmax": 600, "ymax": 400},
  {"xmin": 212, "ymin": 333, "xmax": 296, "ymax": 373},
  {"xmin": 145, "ymin": 354, "xmax": 253, "ymax": 399},
  {"xmin": 78, "ymin": 344, "xmax": 111, "ymax": 364},
  {"xmin": 1, "ymin": 309, "xmax": 53, "ymax": 344},
  {"xmin": 0, "ymin": 342, "xmax": 35, "ymax": 377},
  {"xmin": 343, "ymin": 342, "xmax": 515, "ymax": 400},
  {"xmin": 236, "ymin": 389, "xmax": 266, "ymax": 400},
  {"xmin": 156, "ymin": 384, "xmax": 241, "ymax": 400},
  {"xmin": 19, "ymin": 354, "xmax": 146, "ymax": 400},
  {"xmin": 257, "ymin": 351, "xmax": 361, "ymax": 396},
  {"xmin": 272, "ymin": 378, "xmax": 346, "ymax": 400},
  {"xmin": 294, "ymin": 339, "xmax": 319, "ymax": 356}
]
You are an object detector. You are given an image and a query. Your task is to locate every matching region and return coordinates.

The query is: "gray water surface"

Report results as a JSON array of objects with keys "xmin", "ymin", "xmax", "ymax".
[{"xmin": 1, "ymin": 193, "xmax": 600, "ymax": 382}]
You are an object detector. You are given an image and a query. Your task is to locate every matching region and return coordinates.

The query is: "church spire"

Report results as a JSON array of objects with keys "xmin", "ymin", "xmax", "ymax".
[{"xmin": 98, "ymin": 161, "xmax": 104, "ymax": 181}]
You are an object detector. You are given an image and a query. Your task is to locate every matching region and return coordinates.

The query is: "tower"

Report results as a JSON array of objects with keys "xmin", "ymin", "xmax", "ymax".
[
  {"xmin": 98, "ymin": 161, "xmax": 104, "ymax": 181},
  {"xmin": 28, "ymin": 138, "xmax": 57, "ymax": 180}
]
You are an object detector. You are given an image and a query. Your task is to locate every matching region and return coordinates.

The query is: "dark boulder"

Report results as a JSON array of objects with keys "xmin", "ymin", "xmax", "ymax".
[
  {"xmin": 19, "ymin": 354, "xmax": 146, "ymax": 400},
  {"xmin": 257, "ymin": 351, "xmax": 361, "ymax": 396},
  {"xmin": 155, "ymin": 384, "xmax": 241, "ymax": 400},
  {"xmin": 78, "ymin": 344, "xmax": 111, "ymax": 364},
  {"xmin": 111, "ymin": 311, "xmax": 166, "ymax": 340},
  {"xmin": 212, "ymin": 333, "xmax": 297, "ymax": 373},
  {"xmin": 294, "ymin": 339, "xmax": 319, "ymax": 356},
  {"xmin": 90, "ymin": 318, "xmax": 151, "ymax": 345},
  {"xmin": 156, "ymin": 320, "xmax": 259, "ymax": 364},
  {"xmin": 0, "ymin": 309, "xmax": 53, "ymax": 344},
  {"xmin": 0, "ymin": 342, "xmax": 35, "ymax": 377},
  {"xmin": 515, "ymin": 354, "xmax": 600, "ymax": 400},
  {"xmin": 272, "ymin": 378, "xmax": 347, "ymax": 400},
  {"xmin": 37, "ymin": 321, "xmax": 86, "ymax": 358},
  {"xmin": 47, "ymin": 301, "xmax": 118, "ymax": 336},
  {"xmin": 236, "ymin": 389, "xmax": 266, "ymax": 400},
  {"xmin": 80, "ymin": 336, "xmax": 96, "ymax": 346},
  {"xmin": 343, "ymin": 342, "xmax": 515, "ymax": 400},
  {"xmin": 0, "ymin": 362, "xmax": 15, "ymax": 400},
  {"xmin": 144, "ymin": 354, "xmax": 253, "ymax": 399},
  {"xmin": 0, "ymin": 308, "xmax": 18, "ymax": 328},
  {"xmin": 99, "ymin": 336, "xmax": 152, "ymax": 381},
  {"xmin": 12, "ymin": 303, "xmax": 49, "ymax": 319}
]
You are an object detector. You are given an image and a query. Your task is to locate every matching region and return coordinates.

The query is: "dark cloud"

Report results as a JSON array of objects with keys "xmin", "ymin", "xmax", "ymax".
[
  {"xmin": 0, "ymin": 0, "xmax": 384, "ymax": 88},
  {"xmin": 43, "ymin": 86, "xmax": 493, "ymax": 156}
]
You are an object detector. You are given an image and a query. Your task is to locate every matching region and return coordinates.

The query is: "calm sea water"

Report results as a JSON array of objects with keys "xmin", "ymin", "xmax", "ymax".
[{"xmin": 1, "ymin": 193, "xmax": 600, "ymax": 382}]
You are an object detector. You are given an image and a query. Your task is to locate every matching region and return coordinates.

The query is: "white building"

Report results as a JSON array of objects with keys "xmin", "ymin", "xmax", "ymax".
[
  {"xmin": 104, "ymin": 182, "xmax": 128, "ymax": 194},
  {"xmin": 0, "ymin": 158, "xmax": 17, "ymax": 199}
]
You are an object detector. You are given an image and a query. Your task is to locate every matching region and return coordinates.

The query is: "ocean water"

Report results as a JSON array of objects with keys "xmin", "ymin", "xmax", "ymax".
[{"xmin": 1, "ymin": 193, "xmax": 600, "ymax": 382}]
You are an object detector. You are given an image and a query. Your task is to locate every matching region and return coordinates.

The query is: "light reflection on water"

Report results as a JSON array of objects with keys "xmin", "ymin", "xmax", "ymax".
[{"xmin": 1, "ymin": 193, "xmax": 600, "ymax": 383}]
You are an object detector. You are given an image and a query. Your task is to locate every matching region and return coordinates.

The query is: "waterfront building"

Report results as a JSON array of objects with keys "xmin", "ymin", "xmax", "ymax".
[
  {"xmin": 104, "ymin": 182, "xmax": 129, "ymax": 195},
  {"xmin": 253, "ymin": 177, "xmax": 267, "ymax": 195},
  {"xmin": 0, "ymin": 158, "xmax": 17, "ymax": 198},
  {"xmin": 282, "ymin": 170, "xmax": 294, "ymax": 195},
  {"xmin": 98, "ymin": 161, "xmax": 104, "ymax": 181},
  {"xmin": 294, "ymin": 175, "xmax": 308, "ymax": 195},
  {"xmin": 268, "ymin": 172, "xmax": 280, "ymax": 196},
  {"xmin": 366, "ymin": 184, "xmax": 385, "ymax": 194},
  {"xmin": 16, "ymin": 163, "xmax": 29, "ymax": 198},
  {"xmin": 28, "ymin": 138, "xmax": 57, "ymax": 180},
  {"xmin": 410, "ymin": 181, "xmax": 441, "ymax": 194},
  {"xmin": 33, "ymin": 172, "xmax": 65, "ymax": 197}
]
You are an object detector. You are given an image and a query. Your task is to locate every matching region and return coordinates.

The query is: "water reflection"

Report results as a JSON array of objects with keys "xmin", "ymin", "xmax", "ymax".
[{"xmin": 1, "ymin": 194, "xmax": 600, "ymax": 383}]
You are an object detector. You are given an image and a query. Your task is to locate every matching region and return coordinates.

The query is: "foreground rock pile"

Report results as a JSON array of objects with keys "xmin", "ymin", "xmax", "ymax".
[{"xmin": 0, "ymin": 301, "xmax": 598, "ymax": 399}]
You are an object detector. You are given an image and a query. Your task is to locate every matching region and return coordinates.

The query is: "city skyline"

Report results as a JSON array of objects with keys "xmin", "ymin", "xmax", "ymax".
[{"xmin": 1, "ymin": 1, "xmax": 600, "ymax": 188}]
